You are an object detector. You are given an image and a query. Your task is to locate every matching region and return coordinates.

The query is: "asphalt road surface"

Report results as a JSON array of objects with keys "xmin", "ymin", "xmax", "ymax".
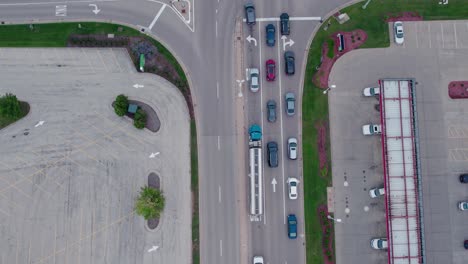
[{"xmin": 0, "ymin": 0, "xmax": 352, "ymax": 263}]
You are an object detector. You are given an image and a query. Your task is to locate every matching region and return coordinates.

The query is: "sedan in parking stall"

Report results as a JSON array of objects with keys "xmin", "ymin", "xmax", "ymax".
[
  {"xmin": 266, "ymin": 59, "xmax": 276, "ymax": 81},
  {"xmin": 285, "ymin": 92, "xmax": 295, "ymax": 116},
  {"xmin": 287, "ymin": 177, "xmax": 299, "ymax": 200},
  {"xmin": 370, "ymin": 238, "xmax": 388, "ymax": 250},
  {"xmin": 287, "ymin": 214, "xmax": 297, "ymax": 239},
  {"xmin": 287, "ymin": 137, "xmax": 297, "ymax": 160},
  {"xmin": 284, "ymin": 51, "xmax": 295, "ymax": 75},
  {"xmin": 265, "ymin": 24, "xmax": 275, "ymax": 47},
  {"xmin": 266, "ymin": 100, "xmax": 276, "ymax": 123}
]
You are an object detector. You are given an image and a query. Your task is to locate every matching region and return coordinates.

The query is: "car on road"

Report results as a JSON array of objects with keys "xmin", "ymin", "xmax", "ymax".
[
  {"xmin": 458, "ymin": 201, "xmax": 468, "ymax": 211},
  {"xmin": 280, "ymin": 13, "xmax": 290, "ymax": 35},
  {"xmin": 363, "ymin": 86, "xmax": 380, "ymax": 97},
  {"xmin": 249, "ymin": 68, "xmax": 259, "ymax": 92},
  {"xmin": 460, "ymin": 173, "xmax": 468, "ymax": 183},
  {"xmin": 284, "ymin": 51, "xmax": 295, "ymax": 75},
  {"xmin": 362, "ymin": 124, "xmax": 382, "ymax": 135},
  {"xmin": 267, "ymin": 100, "xmax": 277, "ymax": 122},
  {"xmin": 266, "ymin": 24, "xmax": 276, "ymax": 47},
  {"xmin": 287, "ymin": 137, "xmax": 297, "ymax": 160},
  {"xmin": 369, "ymin": 187, "xmax": 385, "ymax": 198},
  {"xmin": 285, "ymin": 92, "xmax": 296, "ymax": 116},
  {"xmin": 287, "ymin": 177, "xmax": 299, "ymax": 200},
  {"xmin": 244, "ymin": 3, "xmax": 256, "ymax": 25},
  {"xmin": 267, "ymin": 141, "xmax": 278, "ymax": 168},
  {"xmin": 266, "ymin": 59, "xmax": 276, "ymax": 81},
  {"xmin": 287, "ymin": 214, "xmax": 297, "ymax": 239},
  {"xmin": 253, "ymin": 256, "xmax": 264, "ymax": 264},
  {"xmin": 394, "ymin": 21, "xmax": 404, "ymax": 45},
  {"xmin": 464, "ymin": 240, "xmax": 468, "ymax": 250},
  {"xmin": 370, "ymin": 238, "xmax": 388, "ymax": 249}
]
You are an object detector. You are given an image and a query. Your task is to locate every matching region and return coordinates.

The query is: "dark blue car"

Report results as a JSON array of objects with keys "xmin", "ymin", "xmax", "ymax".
[
  {"xmin": 266, "ymin": 24, "xmax": 275, "ymax": 47},
  {"xmin": 287, "ymin": 214, "xmax": 297, "ymax": 239}
]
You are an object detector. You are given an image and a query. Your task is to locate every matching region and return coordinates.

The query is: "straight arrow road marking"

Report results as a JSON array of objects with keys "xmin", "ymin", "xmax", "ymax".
[
  {"xmin": 149, "ymin": 4, "xmax": 166, "ymax": 30},
  {"xmin": 271, "ymin": 178, "xmax": 277, "ymax": 192}
]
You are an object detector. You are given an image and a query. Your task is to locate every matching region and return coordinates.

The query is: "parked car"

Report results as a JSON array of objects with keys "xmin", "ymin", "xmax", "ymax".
[
  {"xmin": 285, "ymin": 92, "xmax": 295, "ymax": 116},
  {"xmin": 249, "ymin": 68, "xmax": 259, "ymax": 92},
  {"xmin": 287, "ymin": 177, "xmax": 299, "ymax": 200},
  {"xmin": 459, "ymin": 173, "xmax": 468, "ymax": 183},
  {"xmin": 362, "ymin": 124, "xmax": 382, "ymax": 135},
  {"xmin": 266, "ymin": 24, "xmax": 275, "ymax": 47},
  {"xmin": 253, "ymin": 256, "xmax": 264, "ymax": 264},
  {"xmin": 266, "ymin": 59, "xmax": 276, "ymax": 81},
  {"xmin": 267, "ymin": 141, "xmax": 279, "ymax": 168},
  {"xmin": 287, "ymin": 137, "xmax": 297, "ymax": 160},
  {"xmin": 464, "ymin": 240, "xmax": 468, "ymax": 250},
  {"xmin": 394, "ymin": 21, "xmax": 404, "ymax": 45},
  {"xmin": 458, "ymin": 201, "xmax": 468, "ymax": 211},
  {"xmin": 369, "ymin": 187, "xmax": 385, "ymax": 198},
  {"xmin": 370, "ymin": 238, "xmax": 388, "ymax": 249},
  {"xmin": 280, "ymin": 13, "xmax": 290, "ymax": 35},
  {"xmin": 363, "ymin": 86, "xmax": 380, "ymax": 97},
  {"xmin": 284, "ymin": 51, "xmax": 295, "ymax": 75},
  {"xmin": 267, "ymin": 100, "xmax": 277, "ymax": 122},
  {"xmin": 287, "ymin": 214, "xmax": 297, "ymax": 239},
  {"xmin": 244, "ymin": 3, "xmax": 256, "ymax": 25}
]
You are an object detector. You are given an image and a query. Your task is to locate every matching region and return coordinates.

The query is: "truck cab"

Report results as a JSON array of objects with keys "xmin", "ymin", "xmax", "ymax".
[{"xmin": 362, "ymin": 124, "xmax": 382, "ymax": 135}]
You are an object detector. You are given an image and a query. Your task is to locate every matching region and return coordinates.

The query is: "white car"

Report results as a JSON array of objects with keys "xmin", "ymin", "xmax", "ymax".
[
  {"xmin": 370, "ymin": 238, "xmax": 388, "ymax": 250},
  {"xmin": 369, "ymin": 187, "xmax": 385, "ymax": 198},
  {"xmin": 458, "ymin": 201, "xmax": 468, "ymax": 211},
  {"xmin": 253, "ymin": 256, "xmax": 264, "ymax": 264},
  {"xmin": 287, "ymin": 137, "xmax": 298, "ymax": 160},
  {"xmin": 363, "ymin": 86, "xmax": 380, "ymax": 97},
  {"xmin": 394, "ymin": 21, "xmax": 404, "ymax": 45},
  {"xmin": 362, "ymin": 124, "xmax": 382, "ymax": 135},
  {"xmin": 287, "ymin": 177, "xmax": 299, "ymax": 200},
  {"xmin": 250, "ymin": 68, "xmax": 260, "ymax": 92}
]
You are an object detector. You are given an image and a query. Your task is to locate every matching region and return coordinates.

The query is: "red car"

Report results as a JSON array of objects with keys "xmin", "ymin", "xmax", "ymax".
[{"xmin": 266, "ymin": 59, "xmax": 276, "ymax": 81}]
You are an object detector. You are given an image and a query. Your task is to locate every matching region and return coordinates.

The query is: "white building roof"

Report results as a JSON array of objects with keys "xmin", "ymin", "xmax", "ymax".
[{"xmin": 380, "ymin": 79, "xmax": 422, "ymax": 264}]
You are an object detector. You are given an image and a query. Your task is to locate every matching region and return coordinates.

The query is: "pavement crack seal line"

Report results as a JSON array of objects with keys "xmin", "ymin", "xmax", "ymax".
[{"xmin": 234, "ymin": 17, "xmax": 249, "ymax": 263}]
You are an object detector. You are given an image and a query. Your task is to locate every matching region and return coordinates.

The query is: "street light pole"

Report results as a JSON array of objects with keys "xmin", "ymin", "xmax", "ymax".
[{"xmin": 327, "ymin": 215, "xmax": 342, "ymax": 223}]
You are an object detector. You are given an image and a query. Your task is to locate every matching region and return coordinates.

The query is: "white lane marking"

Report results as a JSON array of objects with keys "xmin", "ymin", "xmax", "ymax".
[
  {"xmin": 415, "ymin": 23, "xmax": 419, "ymax": 48},
  {"xmin": 217, "ymin": 136, "xmax": 220, "ymax": 150},
  {"xmin": 149, "ymin": 4, "xmax": 166, "ymax": 30},
  {"xmin": 454, "ymin": 22, "xmax": 458, "ymax": 48},
  {"xmin": 216, "ymin": 8, "xmax": 218, "ymax": 14},
  {"xmin": 428, "ymin": 23, "xmax": 432, "ymax": 48},
  {"xmin": 217, "ymin": 82, "xmax": 219, "ymax": 99},
  {"xmin": 55, "ymin": 5, "xmax": 67, "ymax": 16},
  {"xmin": 0, "ymin": 0, "xmax": 116, "ymax": 6},
  {"xmin": 219, "ymin": 240, "xmax": 223, "ymax": 256},
  {"xmin": 277, "ymin": 22, "xmax": 287, "ymax": 225},
  {"xmin": 242, "ymin": 16, "xmax": 321, "ymax": 22},
  {"xmin": 215, "ymin": 21, "xmax": 218, "ymax": 37},
  {"xmin": 218, "ymin": 185, "xmax": 222, "ymax": 203}
]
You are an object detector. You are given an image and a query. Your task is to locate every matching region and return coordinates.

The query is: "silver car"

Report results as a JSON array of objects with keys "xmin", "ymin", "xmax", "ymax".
[
  {"xmin": 285, "ymin": 92, "xmax": 295, "ymax": 116},
  {"xmin": 394, "ymin": 21, "xmax": 404, "ymax": 45},
  {"xmin": 250, "ymin": 68, "xmax": 259, "ymax": 92},
  {"xmin": 287, "ymin": 137, "xmax": 297, "ymax": 160}
]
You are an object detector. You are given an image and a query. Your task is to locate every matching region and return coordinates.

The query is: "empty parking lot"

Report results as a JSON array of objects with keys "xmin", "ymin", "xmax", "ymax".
[{"xmin": 0, "ymin": 48, "xmax": 191, "ymax": 264}]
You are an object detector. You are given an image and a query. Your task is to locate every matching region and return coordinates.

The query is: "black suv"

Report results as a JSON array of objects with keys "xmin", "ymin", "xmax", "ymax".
[
  {"xmin": 284, "ymin": 51, "xmax": 295, "ymax": 75},
  {"xmin": 460, "ymin": 173, "xmax": 468, "ymax": 183},
  {"xmin": 280, "ymin": 13, "xmax": 290, "ymax": 35},
  {"xmin": 267, "ymin": 141, "xmax": 278, "ymax": 168},
  {"xmin": 245, "ymin": 3, "xmax": 256, "ymax": 25}
]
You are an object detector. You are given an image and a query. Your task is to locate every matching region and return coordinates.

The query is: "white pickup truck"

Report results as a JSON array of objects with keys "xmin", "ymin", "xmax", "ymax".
[
  {"xmin": 362, "ymin": 124, "xmax": 382, "ymax": 135},
  {"xmin": 363, "ymin": 86, "xmax": 380, "ymax": 97}
]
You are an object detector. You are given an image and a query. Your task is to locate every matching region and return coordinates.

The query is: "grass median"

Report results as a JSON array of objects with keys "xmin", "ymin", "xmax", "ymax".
[{"xmin": 303, "ymin": 0, "xmax": 468, "ymax": 263}]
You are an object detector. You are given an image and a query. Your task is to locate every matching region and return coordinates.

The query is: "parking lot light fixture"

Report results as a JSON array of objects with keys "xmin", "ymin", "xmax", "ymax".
[
  {"xmin": 327, "ymin": 215, "xmax": 342, "ymax": 223},
  {"xmin": 323, "ymin": 84, "xmax": 336, "ymax": 94}
]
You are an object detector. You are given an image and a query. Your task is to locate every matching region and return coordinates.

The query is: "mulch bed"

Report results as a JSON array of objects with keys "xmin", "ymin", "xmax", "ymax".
[
  {"xmin": 127, "ymin": 100, "xmax": 160, "ymax": 132},
  {"xmin": 313, "ymin": 29, "xmax": 367, "ymax": 89},
  {"xmin": 448, "ymin": 81, "xmax": 468, "ymax": 99},
  {"xmin": 316, "ymin": 120, "xmax": 329, "ymax": 178},
  {"xmin": 386, "ymin": 12, "xmax": 423, "ymax": 22},
  {"xmin": 147, "ymin": 172, "xmax": 161, "ymax": 230},
  {"xmin": 318, "ymin": 205, "xmax": 335, "ymax": 264}
]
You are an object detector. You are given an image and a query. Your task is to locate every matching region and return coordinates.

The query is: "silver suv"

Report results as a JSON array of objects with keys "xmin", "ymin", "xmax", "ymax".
[
  {"xmin": 249, "ymin": 68, "xmax": 259, "ymax": 92},
  {"xmin": 285, "ymin": 92, "xmax": 295, "ymax": 116},
  {"xmin": 287, "ymin": 137, "xmax": 297, "ymax": 160}
]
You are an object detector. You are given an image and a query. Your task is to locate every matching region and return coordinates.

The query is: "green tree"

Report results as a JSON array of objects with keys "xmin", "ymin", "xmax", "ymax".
[
  {"xmin": 134, "ymin": 108, "xmax": 147, "ymax": 129},
  {"xmin": 0, "ymin": 93, "xmax": 22, "ymax": 119},
  {"xmin": 113, "ymin": 94, "xmax": 129, "ymax": 116},
  {"xmin": 135, "ymin": 186, "xmax": 165, "ymax": 220}
]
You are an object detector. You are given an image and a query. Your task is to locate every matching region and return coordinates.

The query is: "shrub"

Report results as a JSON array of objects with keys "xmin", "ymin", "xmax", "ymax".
[
  {"xmin": 134, "ymin": 108, "xmax": 147, "ymax": 129},
  {"xmin": 0, "ymin": 93, "xmax": 22, "ymax": 119},
  {"xmin": 135, "ymin": 186, "xmax": 165, "ymax": 220},
  {"xmin": 114, "ymin": 94, "xmax": 129, "ymax": 116}
]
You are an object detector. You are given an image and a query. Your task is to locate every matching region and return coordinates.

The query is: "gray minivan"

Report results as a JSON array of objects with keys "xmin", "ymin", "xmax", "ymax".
[{"xmin": 245, "ymin": 3, "xmax": 256, "ymax": 25}]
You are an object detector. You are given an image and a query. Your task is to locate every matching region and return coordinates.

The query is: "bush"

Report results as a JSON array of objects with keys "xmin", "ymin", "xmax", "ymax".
[
  {"xmin": 0, "ymin": 93, "xmax": 22, "ymax": 119},
  {"xmin": 135, "ymin": 186, "xmax": 165, "ymax": 220},
  {"xmin": 134, "ymin": 108, "xmax": 147, "ymax": 129},
  {"xmin": 113, "ymin": 94, "xmax": 129, "ymax": 116}
]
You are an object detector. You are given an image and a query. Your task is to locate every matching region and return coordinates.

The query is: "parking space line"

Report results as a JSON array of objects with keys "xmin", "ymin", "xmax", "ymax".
[
  {"xmin": 149, "ymin": 4, "xmax": 166, "ymax": 30},
  {"xmin": 97, "ymin": 49, "xmax": 110, "ymax": 72},
  {"xmin": 441, "ymin": 23, "xmax": 445, "ymax": 48},
  {"xmin": 428, "ymin": 23, "xmax": 432, "ymax": 48},
  {"xmin": 217, "ymin": 136, "xmax": 220, "ymax": 150},
  {"xmin": 110, "ymin": 49, "xmax": 124, "ymax": 72},
  {"xmin": 77, "ymin": 207, "xmax": 83, "ymax": 264},
  {"xmin": 454, "ymin": 22, "xmax": 458, "ymax": 48},
  {"xmin": 415, "ymin": 23, "xmax": 419, "ymax": 48},
  {"xmin": 219, "ymin": 239, "xmax": 223, "ymax": 256},
  {"xmin": 218, "ymin": 185, "xmax": 222, "ymax": 203}
]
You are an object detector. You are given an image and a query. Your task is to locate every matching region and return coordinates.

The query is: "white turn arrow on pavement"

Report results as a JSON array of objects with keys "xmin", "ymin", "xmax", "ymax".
[
  {"xmin": 147, "ymin": 245, "xmax": 159, "ymax": 252},
  {"xmin": 149, "ymin": 152, "xmax": 160, "ymax": 158},
  {"xmin": 271, "ymin": 178, "xmax": 277, "ymax": 192},
  {"xmin": 246, "ymin": 35, "xmax": 257, "ymax": 46},
  {"xmin": 133, "ymin": 84, "xmax": 144, "ymax": 89},
  {"xmin": 89, "ymin": 4, "xmax": 101, "ymax": 15},
  {"xmin": 281, "ymin": 35, "xmax": 295, "ymax": 51},
  {"xmin": 34, "ymin": 121, "xmax": 45, "ymax": 127},
  {"xmin": 236, "ymin": 80, "xmax": 244, "ymax": 97}
]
